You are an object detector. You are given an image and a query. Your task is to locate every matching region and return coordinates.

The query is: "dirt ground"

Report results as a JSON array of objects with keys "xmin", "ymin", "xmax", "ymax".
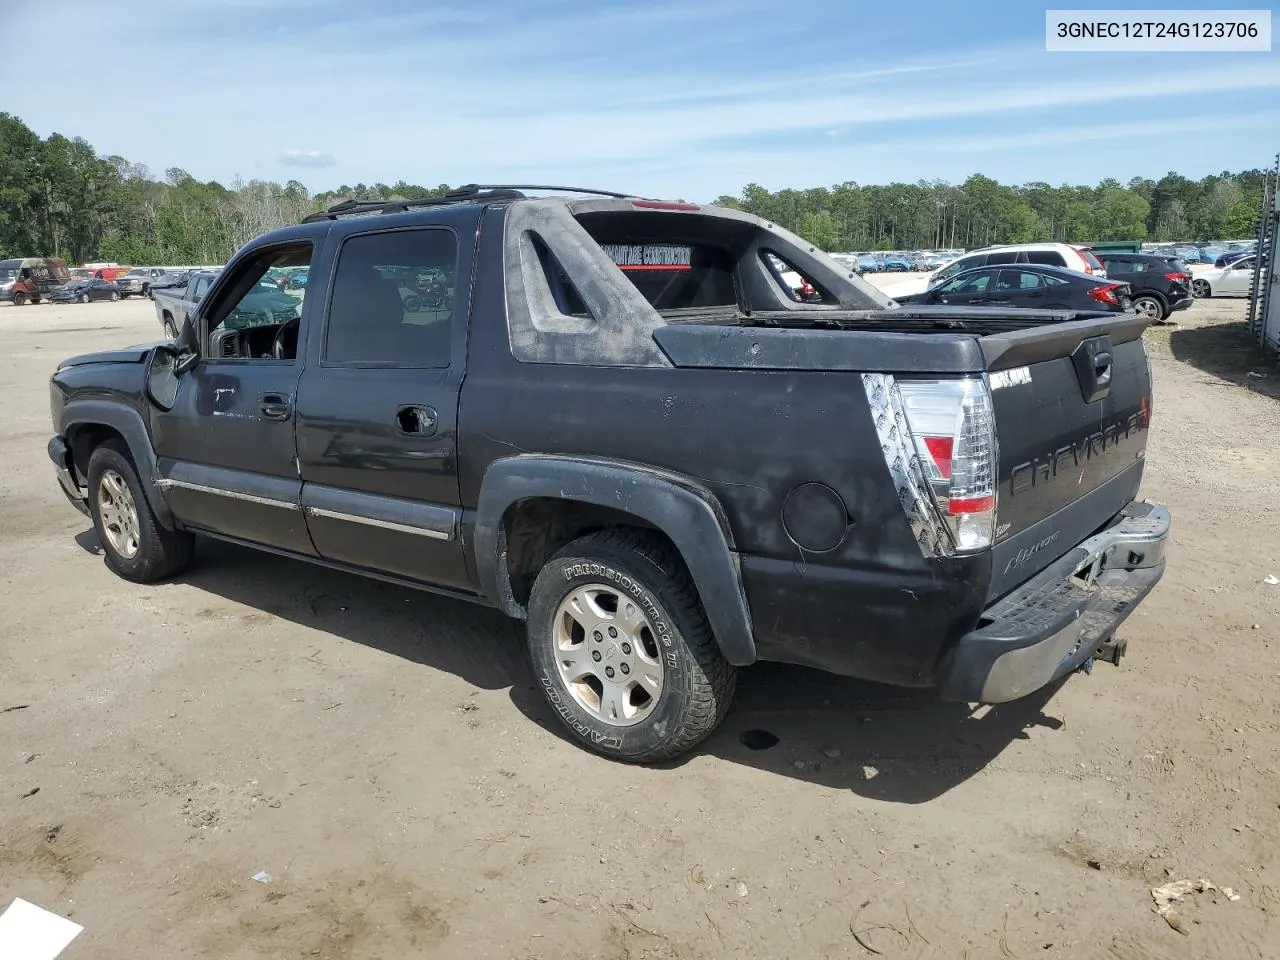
[{"xmin": 1, "ymin": 294, "xmax": 1278, "ymax": 960}]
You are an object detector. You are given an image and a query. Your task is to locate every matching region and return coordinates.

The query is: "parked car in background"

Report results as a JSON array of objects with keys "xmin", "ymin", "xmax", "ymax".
[
  {"xmin": 881, "ymin": 255, "xmax": 911, "ymax": 272},
  {"xmin": 856, "ymin": 254, "xmax": 881, "ymax": 273},
  {"xmin": 883, "ymin": 242, "xmax": 1107, "ymax": 298},
  {"xmin": 1194, "ymin": 255, "xmax": 1257, "ymax": 298},
  {"xmin": 0, "ymin": 257, "xmax": 71, "ymax": 304},
  {"xmin": 115, "ymin": 267, "xmax": 168, "ymax": 299},
  {"xmin": 1094, "ymin": 253, "xmax": 1192, "ymax": 322},
  {"xmin": 895, "ymin": 263, "xmax": 1131, "ymax": 313},
  {"xmin": 48, "ymin": 278, "xmax": 120, "ymax": 303},
  {"xmin": 153, "ymin": 270, "xmax": 300, "ymax": 339},
  {"xmin": 1213, "ymin": 251, "xmax": 1251, "ymax": 268},
  {"xmin": 148, "ymin": 270, "xmax": 193, "ymax": 299}
]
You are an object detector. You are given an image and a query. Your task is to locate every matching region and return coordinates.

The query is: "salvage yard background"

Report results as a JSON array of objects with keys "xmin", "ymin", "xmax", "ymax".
[{"xmin": 1, "ymin": 294, "xmax": 1278, "ymax": 959}]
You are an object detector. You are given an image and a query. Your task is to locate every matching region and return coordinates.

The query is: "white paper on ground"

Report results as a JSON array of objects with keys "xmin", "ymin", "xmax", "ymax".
[{"xmin": 0, "ymin": 898, "xmax": 84, "ymax": 960}]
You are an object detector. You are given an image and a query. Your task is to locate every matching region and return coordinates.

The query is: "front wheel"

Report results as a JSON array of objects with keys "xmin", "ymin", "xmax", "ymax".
[
  {"xmin": 12, "ymin": 292, "xmax": 25, "ymax": 306},
  {"xmin": 109, "ymin": 290, "xmax": 118, "ymax": 301},
  {"xmin": 79, "ymin": 294, "xmax": 89, "ymax": 304},
  {"xmin": 162, "ymin": 317, "xmax": 178, "ymax": 339},
  {"xmin": 526, "ymin": 529, "xmax": 737, "ymax": 763},
  {"xmin": 87, "ymin": 441, "xmax": 194, "ymax": 583}
]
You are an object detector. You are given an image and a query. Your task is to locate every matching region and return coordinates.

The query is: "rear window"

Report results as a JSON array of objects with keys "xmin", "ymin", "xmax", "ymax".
[
  {"xmin": 1079, "ymin": 248, "xmax": 1105, "ymax": 271},
  {"xmin": 600, "ymin": 243, "xmax": 737, "ymax": 310}
]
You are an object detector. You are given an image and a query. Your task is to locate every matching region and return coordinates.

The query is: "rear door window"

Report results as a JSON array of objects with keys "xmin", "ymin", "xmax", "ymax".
[
  {"xmin": 986, "ymin": 251, "xmax": 1019, "ymax": 265},
  {"xmin": 1026, "ymin": 251, "xmax": 1067, "ymax": 267},
  {"xmin": 324, "ymin": 228, "xmax": 458, "ymax": 367},
  {"xmin": 996, "ymin": 270, "xmax": 1045, "ymax": 290}
]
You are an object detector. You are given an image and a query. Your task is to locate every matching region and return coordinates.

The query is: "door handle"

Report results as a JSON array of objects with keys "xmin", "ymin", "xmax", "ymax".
[
  {"xmin": 396, "ymin": 405, "xmax": 438, "ymax": 436},
  {"xmin": 259, "ymin": 393, "xmax": 292, "ymax": 421}
]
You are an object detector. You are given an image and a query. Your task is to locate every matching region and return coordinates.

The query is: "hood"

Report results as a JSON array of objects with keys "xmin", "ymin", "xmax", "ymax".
[{"xmin": 57, "ymin": 342, "xmax": 164, "ymax": 368}]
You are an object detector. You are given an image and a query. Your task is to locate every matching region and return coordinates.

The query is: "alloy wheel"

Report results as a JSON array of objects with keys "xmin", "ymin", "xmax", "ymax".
[
  {"xmin": 1131, "ymin": 297, "xmax": 1162, "ymax": 320},
  {"xmin": 97, "ymin": 468, "xmax": 141, "ymax": 559},
  {"xmin": 552, "ymin": 583, "xmax": 665, "ymax": 726}
]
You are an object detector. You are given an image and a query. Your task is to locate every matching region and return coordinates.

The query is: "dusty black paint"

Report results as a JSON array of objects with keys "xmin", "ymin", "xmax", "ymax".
[{"xmin": 46, "ymin": 193, "xmax": 1169, "ymax": 700}]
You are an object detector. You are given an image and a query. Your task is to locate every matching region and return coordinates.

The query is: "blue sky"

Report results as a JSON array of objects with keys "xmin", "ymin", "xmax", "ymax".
[{"xmin": 3, "ymin": 0, "xmax": 1277, "ymax": 200}]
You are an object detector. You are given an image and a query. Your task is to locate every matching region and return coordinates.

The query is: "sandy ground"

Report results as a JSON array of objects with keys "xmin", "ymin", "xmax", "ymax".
[{"xmin": 1, "ymin": 294, "xmax": 1278, "ymax": 960}]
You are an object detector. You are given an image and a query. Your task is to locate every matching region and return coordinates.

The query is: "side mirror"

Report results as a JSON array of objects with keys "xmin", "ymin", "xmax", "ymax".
[{"xmin": 146, "ymin": 344, "xmax": 185, "ymax": 410}]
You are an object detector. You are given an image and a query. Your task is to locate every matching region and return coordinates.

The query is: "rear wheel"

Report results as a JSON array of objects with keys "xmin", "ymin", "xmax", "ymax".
[
  {"xmin": 1192, "ymin": 278, "xmax": 1211, "ymax": 298},
  {"xmin": 526, "ymin": 529, "xmax": 737, "ymax": 763},
  {"xmin": 1131, "ymin": 295, "xmax": 1164, "ymax": 321},
  {"xmin": 109, "ymin": 290, "xmax": 119, "ymax": 301},
  {"xmin": 87, "ymin": 441, "xmax": 194, "ymax": 583}
]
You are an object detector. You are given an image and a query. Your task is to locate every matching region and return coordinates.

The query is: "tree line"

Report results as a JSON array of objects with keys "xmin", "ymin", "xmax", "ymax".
[{"xmin": 0, "ymin": 111, "xmax": 1267, "ymax": 265}]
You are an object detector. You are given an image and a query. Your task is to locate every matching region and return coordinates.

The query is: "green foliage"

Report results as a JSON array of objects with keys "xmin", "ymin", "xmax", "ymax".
[{"xmin": 0, "ymin": 112, "xmax": 1268, "ymax": 263}]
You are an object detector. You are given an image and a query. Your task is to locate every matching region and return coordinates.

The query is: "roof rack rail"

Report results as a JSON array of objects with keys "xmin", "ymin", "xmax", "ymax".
[{"xmin": 301, "ymin": 183, "xmax": 639, "ymax": 223}]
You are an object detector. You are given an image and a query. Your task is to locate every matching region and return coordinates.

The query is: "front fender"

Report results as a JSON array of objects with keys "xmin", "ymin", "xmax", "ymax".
[
  {"xmin": 60, "ymin": 399, "xmax": 176, "ymax": 530},
  {"xmin": 473, "ymin": 455, "xmax": 756, "ymax": 666}
]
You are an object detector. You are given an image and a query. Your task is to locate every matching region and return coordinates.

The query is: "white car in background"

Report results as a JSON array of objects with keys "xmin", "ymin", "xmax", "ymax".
[
  {"xmin": 879, "ymin": 242, "xmax": 1106, "ymax": 298},
  {"xmin": 1192, "ymin": 254, "xmax": 1257, "ymax": 298}
]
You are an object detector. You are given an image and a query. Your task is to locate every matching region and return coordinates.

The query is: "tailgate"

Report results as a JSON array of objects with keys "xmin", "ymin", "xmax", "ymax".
[{"xmin": 981, "ymin": 314, "xmax": 1152, "ymax": 600}]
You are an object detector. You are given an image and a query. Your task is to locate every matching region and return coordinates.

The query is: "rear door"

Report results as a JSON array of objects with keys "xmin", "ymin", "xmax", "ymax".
[
  {"xmin": 294, "ymin": 220, "xmax": 474, "ymax": 592},
  {"xmin": 989, "ymin": 269, "xmax": 1048, "ymax": 306}
]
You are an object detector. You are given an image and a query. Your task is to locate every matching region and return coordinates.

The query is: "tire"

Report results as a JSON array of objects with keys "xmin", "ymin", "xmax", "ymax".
[
  {"xmin": 526, "ymin": 529, "xmax": 737, "ymax": 763},
  {"xmin": 109, "ymin": 291, "xmax": 118, "ymax": 301},
  {"xmin": 1131, "ymin": 295, "xmax": 1165, "ymax": 321},
  {"xmin": 1192, "ymin": 279, "xmax": 1211, "ymax": 298},
  {"xmin": 12, "ymin": 292, "xmax": 25, "ymax": 306},
  {"xmin": 162, "ymin": 317, "xmax": 178, "ymax": 339},
  {"xmin": 87, "ymin": 441, "xmax": 194, "ymax": 583},
  {"xmin": 79, "ymin": 294, "xmax": 89, "ymax": 304}
]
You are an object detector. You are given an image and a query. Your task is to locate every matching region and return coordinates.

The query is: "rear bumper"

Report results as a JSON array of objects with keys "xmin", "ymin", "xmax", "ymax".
[
  {"xmin": 1169, "ymin": 296, "xmax": 1193, "ymax": 313},
  {"xmin": 48, "ymin": 435, "xmax": 89, "ymax": 516},
  {"xmin": 939, "ymin": 500, "xmax": 1170, "ymax": 703}
]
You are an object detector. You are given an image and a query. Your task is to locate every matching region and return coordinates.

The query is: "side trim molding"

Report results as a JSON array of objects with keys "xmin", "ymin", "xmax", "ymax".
[
  {"xmin": 157, "ymin": 477, "xmax": 300, "ymax": 511},
  {"xmin": 304, "ymin": 506, "xmax": 452, "ymax": 540}
]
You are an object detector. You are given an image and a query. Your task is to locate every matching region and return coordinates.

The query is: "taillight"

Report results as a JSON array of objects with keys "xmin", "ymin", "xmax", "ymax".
[
  {"xmin": 1088, "ymin": 283, "xmax": 1122, "ymax": 305},
  {"xmin": 864, "ymin": 376, "xmax": 998, "ymax": 555},
  {"xmin": 1164, "ymin": 271, "xmax": 1190, "ymax": 282}
]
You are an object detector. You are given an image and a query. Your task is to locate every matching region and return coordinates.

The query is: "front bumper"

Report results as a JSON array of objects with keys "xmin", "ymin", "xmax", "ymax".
[
  {"xmin": 939, "ymin": 500, "xmax": 1170, "ymax": 703},
  {"xmin": 48, "ymin": 435, "xmax": 90, "ymax": 516}
]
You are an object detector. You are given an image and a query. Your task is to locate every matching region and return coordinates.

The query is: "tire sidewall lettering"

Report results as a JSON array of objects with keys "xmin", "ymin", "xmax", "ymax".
[{"xmin": 561, "ymin": 560, "xmax": 674, "ymax": 650}]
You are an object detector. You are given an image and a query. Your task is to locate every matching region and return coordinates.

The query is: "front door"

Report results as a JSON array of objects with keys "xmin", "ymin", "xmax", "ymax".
[
  {"xmin": 149, "ymin": 241, "xmax": 316, "ymax": 554},
  {"xmin": 295, "ymin": 223, "xmax": 473, "ymax": 591},
  {"xmin": 1220, "ymin": 256, "xmax": 1255, "ymax": 296}
]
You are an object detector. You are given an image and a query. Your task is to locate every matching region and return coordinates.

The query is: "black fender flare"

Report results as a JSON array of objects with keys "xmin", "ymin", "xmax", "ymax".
[
  {"xmin": 59, "ymin": 400, "xmax": 176, "ymax": 530},
  {"xmin": 474, "ymin": 455, "xmax": 756, "ymax": 666}
]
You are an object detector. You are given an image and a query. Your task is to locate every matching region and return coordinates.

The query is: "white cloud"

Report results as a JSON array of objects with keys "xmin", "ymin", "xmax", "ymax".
[{"xmin": 281, "ymin": 150, "xmax": 337, "ymax": 168}]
